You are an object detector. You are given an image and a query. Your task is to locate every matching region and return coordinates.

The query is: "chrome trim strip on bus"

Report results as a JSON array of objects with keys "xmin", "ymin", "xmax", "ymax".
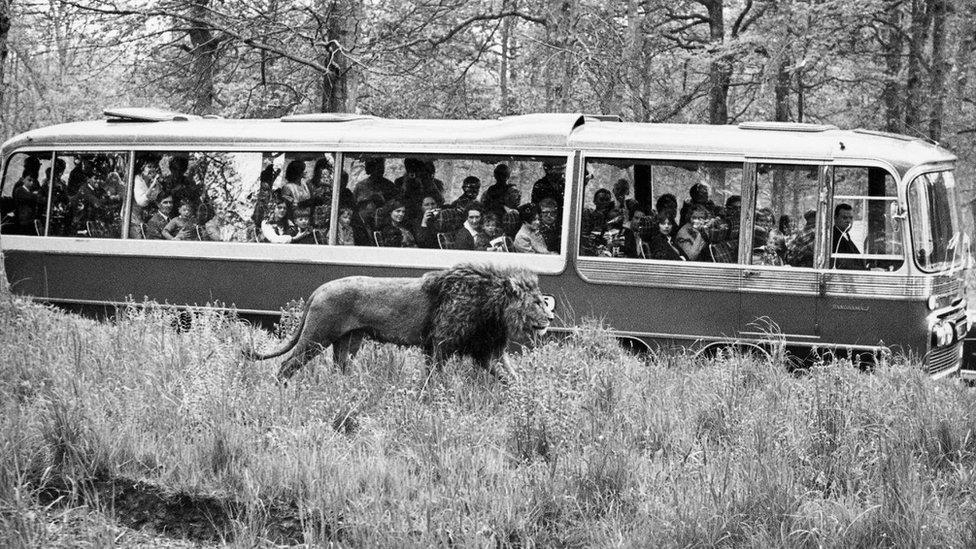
[
  {"xmin": 738, "ymin": 331, "xmax": 821, "ymax": 340},
  {"xmin": 575, "ymin": 257, "xmax": 742, "ymax": 292},
  {"xmin": 546, "ymin": 326, "xmax": 887, "ymax": 351},
  {"xmin": 0, "ymin": 235, "xmax": 569, "ymax": 274},
  {"xmin": 575, "ymin": 256, "xmax": 957, "ymax": 299}
]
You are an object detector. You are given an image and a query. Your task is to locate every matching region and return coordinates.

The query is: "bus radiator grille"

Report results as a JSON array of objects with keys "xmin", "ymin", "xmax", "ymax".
[{"xmin": 927, "ymin": 342, "xmax": 962, "ymax": 376}]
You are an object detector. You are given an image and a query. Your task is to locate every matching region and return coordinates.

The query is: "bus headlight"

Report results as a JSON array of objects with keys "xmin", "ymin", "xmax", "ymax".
[{"xmin": 931, "ymin": 321, "xmax": 955, "ymax": 348}]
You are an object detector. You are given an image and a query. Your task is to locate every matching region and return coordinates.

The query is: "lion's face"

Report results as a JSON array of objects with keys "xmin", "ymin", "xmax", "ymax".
[{"xmin": 522, "ymin": 290, "xmax": 554, "ymax": 335}]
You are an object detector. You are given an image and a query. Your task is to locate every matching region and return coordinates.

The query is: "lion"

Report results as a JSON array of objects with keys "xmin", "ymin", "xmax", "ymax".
[{"xmin": 243, "ymin": 263, "xmax": 554, "ymax": 382}]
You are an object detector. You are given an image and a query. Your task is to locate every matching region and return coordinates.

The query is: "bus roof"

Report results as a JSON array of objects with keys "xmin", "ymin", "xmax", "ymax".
[
  {"xmin": 2, "ymin": 111, "xmax": 955, "ymax": 174},
  {"xmin": 569, "ymin": 122, "xmax": 956, "ymax": 174}
]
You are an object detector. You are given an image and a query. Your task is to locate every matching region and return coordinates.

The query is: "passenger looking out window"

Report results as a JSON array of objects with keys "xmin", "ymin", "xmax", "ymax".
[
  {"xmin": 10, "ymin": 155, "xmax": 44, "ymax": 235},
  {"xmin": 336, "ymin": 206, "xmax": 356, "ymax": 246},
  {"xmin": 483, "ymin": 213, "xmax": 512, "ymax": 252},
  {"xmin": 453, "ymin": 203, "xmax": 488, "ymax": 250},
  {"xmin": 538, "ymin": 197, "xmax": 561, "ymax": 253},
  {"xmin": 413, "ymin": 195, "xmax": 444, "ymax": 249},
  {"xmin": 501, "ymin": 186, "xmax": 523, "ymax": 239},
  {"xmin": 675, "ymin": 205, "xmax": 712, "ymax": 261},
  {"xmin": 353, "ymin": 157, "xmax": 396, "ymax": 203},
  {"xmin": 647, "ymin": 211, "xmax": 685, "ymax": 261},
  {"xmin": 262, "ymin": 196, "xmax": 304, "ymax": 244},
  {"xmin": 352, "ymin": 196, "xmax": 381, "ymax": 246},
  {"xmin": 250, "ymin": 162, "xmax": 281, "ymax": 231},
  {"xmin": 291, "ymin": 206, "xmax": 316, "ymax": 244},
  {"xmin": 145, "ymin": 193, "xmax": 173, "ymax": 239},
  {"xmin": 514, "ymin": 203, "xmax": 555, "ymax": 254},
  {"xmin": 130, "ymin": 153, "xmax": 163, "ymax": 238},
  {"xmin": 751, "ymin": 207, "xmax": 785, "ymax": 266},
  {"xmin": 162, "ymin": 156, "xmax": 203, "ymax": 209},
  {"xmin": 451, "ymin": 176, "xmax": 482, "ymax": 213},
  {"xmin": 482, "ymin": 164, "xmax": 512, "ymax": 218},
  {"xmin": 379, "ymin": 199, "xmax": 417, "ymax": 247},
  {"xmin": 43, "ymin": 158, "xmax": 69, "ymax": 236},
  {"xmin": 280, "ymin": 160, "xmax": 310, "ymax": 208},
  {"xmin": 71, "ymin": 161, "xmax": 114, "ymax": 237},
  {"xmin": 531, "ymin": 162, "xmax": 565, "ymax": 205},
  {"xmin": 163, "ymin": 200, "xmax": 198, "ymax": 240},
  {"xmin": 785, "ymin": 210, "xmax": 817, "ymax": 267},
  {"xmin": 655, "ymin": 194, "xmax": 679, "ymax": 234},
  {"xmin": 612, "ymin": 179, "xmax": 640, "ymax": 221},
  {"xmin": 679, "ymin": 183, "xmax": 718, "ymax": 228}
]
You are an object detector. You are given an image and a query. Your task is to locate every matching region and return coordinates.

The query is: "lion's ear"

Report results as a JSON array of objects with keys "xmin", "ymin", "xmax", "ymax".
[{"xmin": 504, "ymin": 277, "xmax": 520, "ymax": 296}]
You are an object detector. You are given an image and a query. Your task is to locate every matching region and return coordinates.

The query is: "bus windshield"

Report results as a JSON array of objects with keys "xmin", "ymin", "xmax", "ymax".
[{"xmin": 908, "ymin": 170, "xmax": 964, "ymax": 272}]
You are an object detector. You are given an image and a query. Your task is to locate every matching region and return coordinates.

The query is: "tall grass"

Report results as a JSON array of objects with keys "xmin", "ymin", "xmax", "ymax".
[{"xmin": 1, "ymin": 292, "xmax": 976, "ymax": 546}]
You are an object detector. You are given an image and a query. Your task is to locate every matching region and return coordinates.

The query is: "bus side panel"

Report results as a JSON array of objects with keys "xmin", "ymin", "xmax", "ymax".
[
  {"xmin": 41, "ymin": 253, "xmax": 432, "ymax": 313},
  {"xmin": 819, "ymin": 295, "xmax": 917, "ymax": 355},
  {"xmin": 2, "ymin": 249, "xmax": 46, "ymax": 298},
  {"xmin": 545, "ymin": 269, "xmax": 740, "ymax": 347}
]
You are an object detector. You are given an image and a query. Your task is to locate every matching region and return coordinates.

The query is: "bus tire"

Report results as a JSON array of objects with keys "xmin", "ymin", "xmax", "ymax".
[{"xmin": 693, "ymin": 341, "xmax": 771, "ymax": 362}]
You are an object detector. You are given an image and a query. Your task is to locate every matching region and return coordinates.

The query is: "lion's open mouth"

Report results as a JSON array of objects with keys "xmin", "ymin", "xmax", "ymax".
[{"xmin": 532, "ymin": 324, "xmax": 549, "ymax": 335}]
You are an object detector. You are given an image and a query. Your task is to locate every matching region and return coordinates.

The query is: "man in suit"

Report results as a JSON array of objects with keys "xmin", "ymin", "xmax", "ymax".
[{"xmin": 831, "ymin": 203, "xmax": 865, "ymax": 270}]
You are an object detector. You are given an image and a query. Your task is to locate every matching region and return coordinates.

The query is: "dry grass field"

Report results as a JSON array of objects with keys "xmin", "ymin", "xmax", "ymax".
[{"xmin": 2, "ymin": 285, "xmax": 976, "ymax": 547}]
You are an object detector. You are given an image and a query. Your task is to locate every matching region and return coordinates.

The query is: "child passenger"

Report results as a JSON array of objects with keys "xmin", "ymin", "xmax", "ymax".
[
  {"xmin": 162, "ymin": 199, "xmax": 197, "ymax": 240},
  {"xmin": 647, "ymin": 211, "xmax": 685, "ymax": 261},
  {"xmin": 336, "ymin": 206, "xmax": 356, "ymax": 246}
]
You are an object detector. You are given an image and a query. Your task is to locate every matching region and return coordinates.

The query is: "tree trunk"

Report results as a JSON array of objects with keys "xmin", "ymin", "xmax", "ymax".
[
  {"xmin": 903, "ymin": 0, "xmax": 932, "ymax": 134},
  {"xmin": 624, "ymin": 0, "xmax": 645, "ymax": 120},
  {"xmin": 318, "ymin": 0, "xmax": 361, "ymax": 113},
  {"xmin": 927, "ymin": 0, "xmax": 948, "ymax": 141},
  {"xmin": 500, "ymin": 10, "xmax": 511, "ymax": 115},
  {"xmin": 881, "ymin": 0, "xmax": 904, "ymax": 133},
  {"xmin": 0, "ymin": 0, "xmax": 10, "ymax": 114},
  {"xmin": 545, "ymin": 0, "xmax": 574, "ymax": 111},
  {"xmin": 703, "ymin": 0, "xmax": 729, "ymax": 125},
  {"xmin": 774, "ymin": 57, "xmax": 791, "ymax": 122},
  {"xmin": 187, "ymin": 0, "xmax": 218, "ymax": 115}
]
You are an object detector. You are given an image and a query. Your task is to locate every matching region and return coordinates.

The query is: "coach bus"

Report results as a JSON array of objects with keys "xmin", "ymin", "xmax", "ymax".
[{"xmin": 0, "ymin": 108, "xmax": 969, "ymax": 378}]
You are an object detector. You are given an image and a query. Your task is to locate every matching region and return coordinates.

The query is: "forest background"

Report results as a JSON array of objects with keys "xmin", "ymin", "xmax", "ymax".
[{"xmin": 0, "ymin": 0, "xmax": 974, "ymax": 215}]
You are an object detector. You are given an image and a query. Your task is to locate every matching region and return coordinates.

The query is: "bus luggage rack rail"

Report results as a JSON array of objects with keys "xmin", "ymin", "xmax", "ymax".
[{"xmin": 928, "ymin": 342, "xmax": 962, "ymax": 376}]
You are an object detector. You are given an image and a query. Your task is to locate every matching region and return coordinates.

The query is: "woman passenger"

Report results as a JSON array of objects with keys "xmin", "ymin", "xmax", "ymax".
[
  {"xmin": 413, "ymin": 194, "xmax": 443, "ymax": 249},
  {"xmin": 309, "ymin": 157, "xmax": 333, "ymax": 207},
  {"xmin": 483, "ymin": 212, "xmax": 512, "ymax": 252},
  {"xmin": 513, "ymin": 203, "xmax": 555, "ymax": 254},
  {"xmin": 262, "ymin": 196, "xmax": 306, "ymax": 243},
  {"xmin": 379, "ymin": 199, "xmax": 418, "ymax": 247},
  {"xmin": 647, "ymin": 211, "xmax": 685, "ymax": 261},
  {"xmin": 674, "ymin": 204, "xmax": 711, "ymax": 261},
  {"xmin": 280, "ymin": 160, "xmax": 310, "ymax": 207}
]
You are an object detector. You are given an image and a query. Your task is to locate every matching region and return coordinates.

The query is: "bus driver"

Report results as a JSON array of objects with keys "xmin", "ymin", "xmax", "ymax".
[{"xmin": 831, "ymin": 203, "xmax": 865, "ymax": 270}]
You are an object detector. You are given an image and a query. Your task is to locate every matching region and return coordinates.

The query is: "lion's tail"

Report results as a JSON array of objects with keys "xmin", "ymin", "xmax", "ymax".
[{"xmin": 242, "ymin": 301, "xmax": 311, "ymax": 361}]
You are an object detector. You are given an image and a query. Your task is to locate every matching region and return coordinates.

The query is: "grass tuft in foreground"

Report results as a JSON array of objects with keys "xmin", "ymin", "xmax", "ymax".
[{"xmin": 1, "ymin": 296, "xmax": 976, "ymax": 547}]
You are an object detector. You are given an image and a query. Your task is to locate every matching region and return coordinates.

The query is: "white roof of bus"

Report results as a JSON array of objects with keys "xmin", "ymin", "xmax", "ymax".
[
  {"xmin": 569, "ymin": 122, "xmax": 956, "ymax": 173},
  {"xmin": 2, "ymin": 111, "xmax": 955, "ymax": 174}
]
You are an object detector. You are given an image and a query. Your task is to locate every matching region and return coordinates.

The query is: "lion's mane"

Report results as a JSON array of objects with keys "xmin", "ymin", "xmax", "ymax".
[{"xmin": 421, "ymin": 263, "xmax": 539, "ymax": 363}]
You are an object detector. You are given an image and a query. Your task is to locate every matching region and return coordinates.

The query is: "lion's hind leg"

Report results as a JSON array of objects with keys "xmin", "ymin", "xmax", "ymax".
[{"xmin": 333, "ymin": 330, "xmax": 366, "ymax": 372}]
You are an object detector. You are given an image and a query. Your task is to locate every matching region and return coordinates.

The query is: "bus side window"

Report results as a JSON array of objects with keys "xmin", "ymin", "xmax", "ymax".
[
  {"xmin": 342, "ymin": 154, "xmax": 564, "ymax": 253},
  {"xmin": 830, "ymin": 167, "xmax": 903, "ymax": 271},
  {"xmin": 580, "ymin": 158, "xmax": 743, "ymax": 263},
  {"xmin": 751, "ymin": 164, "xmax": 820, "ymax": 268},
  {"xmin": 43, "ymin": 152, "xmax": 129, "ymax": 239},
  {"xmin": 1, "ymin": 152, "xmax": 54, "ymax": 236}
]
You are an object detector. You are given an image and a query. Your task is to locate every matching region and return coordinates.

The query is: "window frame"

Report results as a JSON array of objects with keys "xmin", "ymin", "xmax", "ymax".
[{"xmin": 827, "ymin": 164, "xmax": 906, "ymax": 273}]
